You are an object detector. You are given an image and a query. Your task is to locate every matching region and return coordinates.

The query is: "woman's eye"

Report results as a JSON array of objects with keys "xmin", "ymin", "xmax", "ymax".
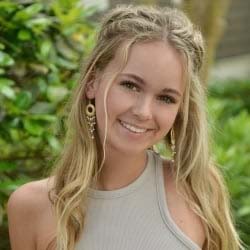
[
  {"xmin": 120, "ymin": 80, "xmax": 140, "ymax": 92},
  {"xmin": 158, "ymin": 95, "xmax": 176, "ymax": 104}
]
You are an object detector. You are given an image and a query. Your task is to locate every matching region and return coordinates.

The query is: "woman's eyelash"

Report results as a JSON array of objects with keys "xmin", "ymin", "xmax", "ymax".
[
  {"xmin": 120, "ymin": 80, "xmax": 176, "ymax": 104},
  {"xmin": 120, "ymin": 80, "xmax": 140, "ymax": 91},
  {"xmin": 158, "ymin": 95, "xmax": 176, "ymax": 104}
]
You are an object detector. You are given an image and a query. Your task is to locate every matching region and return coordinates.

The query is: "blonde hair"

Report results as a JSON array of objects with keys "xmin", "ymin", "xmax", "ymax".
[{"xmin": 49, "ymin": 5, "xmax": 243, "ymax": 250}]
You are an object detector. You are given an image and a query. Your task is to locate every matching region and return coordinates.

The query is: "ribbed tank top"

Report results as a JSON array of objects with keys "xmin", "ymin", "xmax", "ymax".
[{"xmin": 75, "ymin": 150, "xmax": 200, "ymax": 250}]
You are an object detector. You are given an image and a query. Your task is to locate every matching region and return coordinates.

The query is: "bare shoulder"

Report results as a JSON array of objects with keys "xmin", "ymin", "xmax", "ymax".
[
  {"xmin": 162, "ymin": 159, "xmax": 206, "ymax": 249},
  {"xmin": 7, "ymin": 178, "xmax": 55, "ymax": 250},
  {"xmin": 7, "ymin": 178, "xmax": 53, "ymax": 213}
]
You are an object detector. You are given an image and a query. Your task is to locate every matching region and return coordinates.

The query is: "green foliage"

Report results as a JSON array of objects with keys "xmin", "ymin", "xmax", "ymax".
[
  {"xmin": 0, "ymin": 0, "xmax": 96, "ymax": 248},
  {"xmin": 209, "ymin": 79, "xmax": 250, "ymax": 120},
  {"xmin": 208, "ymin": 80, "xmax": 250, "ymax": 248}
]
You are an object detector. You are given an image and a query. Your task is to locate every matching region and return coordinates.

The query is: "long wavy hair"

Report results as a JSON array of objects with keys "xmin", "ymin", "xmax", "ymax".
[{"xmin": 48, "ymin": 5, "xmax": 243, "ymax": 250}]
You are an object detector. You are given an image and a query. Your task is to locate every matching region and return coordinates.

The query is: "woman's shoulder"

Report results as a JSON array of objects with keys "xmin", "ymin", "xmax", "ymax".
[
  {"xmin": 8, "ymin": 177, "xmax": 53, "ymax": 212},
  {"xmin": 161, "ymin": 159, "xmax": 206, "ymax": 249},
  {"xmin": 7, "ymin": 177, "xmax": 54, "ymax": 250}
]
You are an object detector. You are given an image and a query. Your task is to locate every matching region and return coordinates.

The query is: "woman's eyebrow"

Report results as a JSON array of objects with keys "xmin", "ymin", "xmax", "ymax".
[{"xmin": 120, "ymin": 72, "xmax": 182, "ymax": 97}]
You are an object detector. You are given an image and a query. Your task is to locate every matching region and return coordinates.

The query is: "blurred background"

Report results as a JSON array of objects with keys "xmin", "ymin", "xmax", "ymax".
[{"xmin": 0, "ymin": 0, "xmax": 249, "ymax": 249}]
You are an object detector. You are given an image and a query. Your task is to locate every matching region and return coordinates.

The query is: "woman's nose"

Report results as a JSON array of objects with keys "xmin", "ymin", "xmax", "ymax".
[{"xmin": 131, "ymin": 96, "xmax": 153, "ymax": 120}]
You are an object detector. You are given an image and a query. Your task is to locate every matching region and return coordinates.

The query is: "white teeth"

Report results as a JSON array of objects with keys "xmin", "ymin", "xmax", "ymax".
[{"xmin": 120, "ymin": 120, "xmax": 147, "ymax": 133}]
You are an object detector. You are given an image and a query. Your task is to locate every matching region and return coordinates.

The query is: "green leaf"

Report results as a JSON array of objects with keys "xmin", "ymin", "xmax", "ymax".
[
  {"xmin": 47, "ymin": 86, "xmax": 68, "ymax": 103},
  {"xmin": 56, "ymin": 57, "xmax": 77, "ymax": 69},
  {"xmin": 0, "ymin": 68, "xmax": 5, "ymax": 75},
  {"xmin": 18, "ymin": 29, "xmax": 32, "ymax": 41},
  {"xmin": 13, "ymin": 3, "xmax": 43, "ymax": 21},
  {"xmin": 14, "ymin": 91, "xmax": 32, "ymax": 109},
  {"xmin": 0, "ymin": 161, "xmax": 17, "ymax": 172},
  {"xmin": 237, "ymin": 206, "xmax": 250, "ymax": 217},
  {"xmin": 40, "ymin": 40, "xmax": 52, "ymax": 58},
  {"xmin": 23, "ymin": 136, "xmax": 42, "ymax": 150},
  {"xmin": 29, "ymin": 102, "xmax": 55, "ymax": 114},
  {"xmin": 47, "ymin": 135, "xmax": 62, "ymax": 153},
  {"xmin": 30, "ymin": 114, "xmax": 57, "ymax": 122},
  {"xmin": 9, "ymin": 128, "xmax": 20, "ymax": 141},
  {"xmin": 0, "ymin": 43, "xmax": 5, "ymax": 50},
  {"xmin": 63, "ymin": 25, "xmax": 78, "ymax": 36},
  {"xmin": 25, "ymin": 17, "xmax": 53, "ymax": 32},
  {"xmin": 0, "ymin": 51, "xmax": 15, "ymax": 66},
  {"xmin": 29, "ymin": 63, "xmax": 49, "ymax": 75},
  {"xmin": 0, "ymin": 1, "xmax": 18, "ymax": 15},
  {"xmin": 37, "ymin": 78, "xmax": 48, "ymax": 94},
  {"xmin": 48, "ymin": 72, "xmax": 60, "ymax": 85},
  {"xmin": 0, "ymin": 78, "xmax": 15, "ymax": 86},
  {"xmin": 9, "ymin": 117, "xmax": 21, "ymax": 128},
  {"xmin": 0, "ymin": 85, "xmax": 15, "ymax": 99},
  {"xmin": 0, "ymin": 79, "xmax": 15, "ymax": 99},
  {"xmin": 56, "ymin": 37, "xmax": 78, "ymax": 60},
  {"xmin": 85, "ymin": 6, "xmax": 99, "ymax": 18},
  {"xmin": 23, "ymin": 118, "xmax": 45, "ymax": 136}
]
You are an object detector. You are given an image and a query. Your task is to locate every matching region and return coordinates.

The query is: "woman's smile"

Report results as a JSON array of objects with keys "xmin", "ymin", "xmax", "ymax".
[
  {"xmin": 118, "ymin": 119, "xmax": 154, "ymax": 137},
  {"xmin": 119, "ymin": 119, "xmax": 154, "ymax": 132}
]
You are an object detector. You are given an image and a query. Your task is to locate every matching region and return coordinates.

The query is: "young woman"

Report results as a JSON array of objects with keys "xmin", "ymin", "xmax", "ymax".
[{"xmin": 7, "ymin": 5, "xmax": 242, "ymax": 250}]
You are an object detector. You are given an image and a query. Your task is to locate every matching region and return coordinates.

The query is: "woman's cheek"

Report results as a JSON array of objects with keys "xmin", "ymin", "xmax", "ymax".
[
  {"xmin": 109, "ymin": 88, "xmax": 137, "ymax": 109},
  {"xmin": 160, "ymin": 107, "xmax": 179, "ymax": 126}
]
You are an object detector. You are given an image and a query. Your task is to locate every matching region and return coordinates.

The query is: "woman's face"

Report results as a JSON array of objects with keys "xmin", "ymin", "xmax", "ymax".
[{"xmin": 86, "ymin": 41, "xmax": 185, "ymax": 155}]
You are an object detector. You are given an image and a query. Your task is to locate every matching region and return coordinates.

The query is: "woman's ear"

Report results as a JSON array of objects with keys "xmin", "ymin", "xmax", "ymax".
[
  {"xmin": 85, "ymin": 70, "xmax": 103, "ymax": 99},
  {"xmin": 85, "ymin": 80, "xmax": 97, "ymax": 99}
]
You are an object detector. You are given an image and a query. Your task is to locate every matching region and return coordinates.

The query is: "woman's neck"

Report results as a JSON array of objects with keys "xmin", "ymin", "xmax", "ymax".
[{"xmin": 94, "ymin": 149, "xmax": 147, "ymax": 191}]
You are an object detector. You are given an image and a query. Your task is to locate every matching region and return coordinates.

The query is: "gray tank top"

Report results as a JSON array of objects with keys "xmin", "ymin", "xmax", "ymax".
[{"xmin": 75, "ymin": 150, "xmax": 200, "ymax": 250}]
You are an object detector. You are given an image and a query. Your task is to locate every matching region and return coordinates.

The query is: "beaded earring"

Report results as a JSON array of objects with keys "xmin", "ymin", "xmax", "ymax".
[
  {"xmin": 170, "ymin": 128, "xmax": 176, "ymax": 163},
  {"xmin": 85, "ymin": 100, "xmax": 96, "ymax": 139}
]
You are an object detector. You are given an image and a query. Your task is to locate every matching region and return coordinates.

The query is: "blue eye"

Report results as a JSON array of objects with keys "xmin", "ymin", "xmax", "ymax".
[
  {"xmin": 120, "ymin": 80, "xmax": 140, "ymax": 92},
  {"xmin": 158, "ymin": 95, "xmax": 176, "ymax": 104}
]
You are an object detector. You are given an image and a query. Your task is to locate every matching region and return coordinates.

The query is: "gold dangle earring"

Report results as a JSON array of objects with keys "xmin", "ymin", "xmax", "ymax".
[
  {"xmin": 85, "ymin": 99, "xmax": 96, "ymax": 139},
  {"xmin": 170, "ymin": 128, "xmax": 176, "ymax": 164}
]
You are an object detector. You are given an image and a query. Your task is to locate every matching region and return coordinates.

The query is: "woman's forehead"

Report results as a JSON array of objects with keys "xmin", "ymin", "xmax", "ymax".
[{"xmin": 102, "ymin": 41, "xmax": 185, "ymax": 95}]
